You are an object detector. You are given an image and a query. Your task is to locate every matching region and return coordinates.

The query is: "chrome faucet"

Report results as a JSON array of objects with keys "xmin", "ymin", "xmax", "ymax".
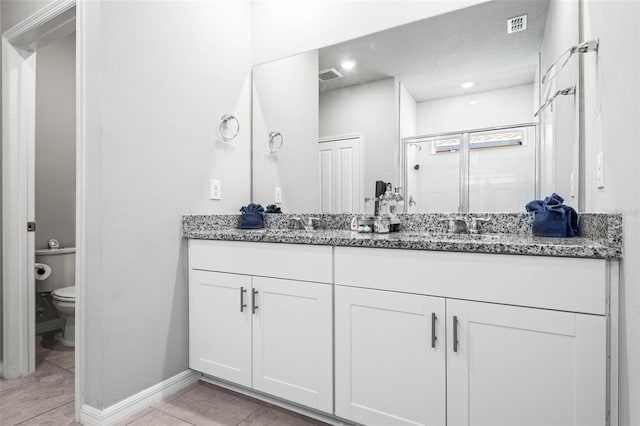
[
  {"xmin": 289, "ymin": 216, "xmax": 326, "ymax": 231},
  {"xmin": 468, "ymin": 218, "xmax": 491, "ymax": 234},
  {"xmin": 438, "ymin": 217, "xmax": 491, "ymax": 234},
  {"xmin": 439, "ymin": 218, "xmax": 469, "ymax": 234}
]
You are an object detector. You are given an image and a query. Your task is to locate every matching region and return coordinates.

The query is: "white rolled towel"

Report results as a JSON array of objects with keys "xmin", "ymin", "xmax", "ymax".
[{"xmin": 34, "ymin": 263, "xmax": 51, "ymax": 280}]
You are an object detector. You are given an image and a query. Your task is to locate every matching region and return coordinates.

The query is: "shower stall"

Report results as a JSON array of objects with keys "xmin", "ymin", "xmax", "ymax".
[{"xmin": 403, "ymin": 123, "xmax": 538, "ymax": 213}]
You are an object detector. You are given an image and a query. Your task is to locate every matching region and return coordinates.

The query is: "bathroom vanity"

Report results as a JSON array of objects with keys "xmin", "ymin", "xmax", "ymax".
[{"xmin": 184, "ymin": 213, "xmax": 621, "ymax": 426}]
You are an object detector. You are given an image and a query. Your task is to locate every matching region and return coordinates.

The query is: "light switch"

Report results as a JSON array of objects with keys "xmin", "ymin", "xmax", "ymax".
[
  {"xmin": 596, "ymin": 153, "xmax": 605, "ymax": 189},
  {"xmin": 210, "ymin": 179, "xmax": 222, "ymax": 200},
  {"xmin": 275, "ymin": 187, "xmax": 282, "ymax": 203}
]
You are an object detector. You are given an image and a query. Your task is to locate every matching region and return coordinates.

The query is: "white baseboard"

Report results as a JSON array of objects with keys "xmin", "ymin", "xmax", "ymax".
[{"xmin": 80, "ymin": 369, "xmax": 201, "ymax": 426}]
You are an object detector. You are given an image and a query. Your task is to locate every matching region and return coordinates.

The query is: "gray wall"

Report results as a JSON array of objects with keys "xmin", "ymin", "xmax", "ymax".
[
  {"xmin": 81, "ymin": 0, "xmax": 252, "ymax": 408},
  {"xmin": 35, "ymin": 31, "xmax": 76, "ymax": 250},
  {"xmin": 320, "ymin": 78, "xmax": 399, "ymax": 196},
  {"xmin": 581, "ymin": 2, "xmax": 640, "ymax": 424},
  {"xmin": 252, "ymin": 50, "xmax": 319, "ymax": 212},
  {"xmin": 1, "ymin": 0, "xmax": 57, "ymax": 30},
  {"xmin": 539, "ymin": 0, "xmax": 579, "ymax": 204}
]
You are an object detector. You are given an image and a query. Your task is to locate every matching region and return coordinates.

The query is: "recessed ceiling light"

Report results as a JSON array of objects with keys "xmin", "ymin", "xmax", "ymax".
[
  {"xmin": 469, "ymin": 100, "xmax": 478, "ymax": 105},
  {"xmin": 461, "ymin": 81, "xmax": 475, "ymax": 89},
  {"xmin": 341, "ymin": 60, "xmax": 357, "ymax": 70}
]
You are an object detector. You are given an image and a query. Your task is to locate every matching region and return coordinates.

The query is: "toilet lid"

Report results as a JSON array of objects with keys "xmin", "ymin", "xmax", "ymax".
[{"xmin": 53, "ymin": 286, "xmax": 75, "ymax": 300}]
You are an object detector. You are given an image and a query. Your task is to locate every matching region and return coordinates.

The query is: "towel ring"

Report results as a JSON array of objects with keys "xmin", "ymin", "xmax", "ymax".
[
  {"xmin": 267, "ymin": 131, "xmax": 284, "ymax": 153},
  {"xmin": 217, "ymin": 114, "xmax": 240, "ymax": 142}
]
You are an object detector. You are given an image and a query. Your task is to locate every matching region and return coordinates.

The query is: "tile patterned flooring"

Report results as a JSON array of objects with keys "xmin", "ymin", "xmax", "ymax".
[{"xmin": 1, "ymin": 338, "xmax": 327, "ymax": 425}]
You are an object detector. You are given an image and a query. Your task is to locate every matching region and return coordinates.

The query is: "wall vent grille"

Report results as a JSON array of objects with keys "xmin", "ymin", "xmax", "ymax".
[
  {"xmin": 319, "ymin": 68, "xmax": 343, "ymax": 82},
  {"xmin": 507, "ymin": 14, "xmax": 527, "ymax": 34}
]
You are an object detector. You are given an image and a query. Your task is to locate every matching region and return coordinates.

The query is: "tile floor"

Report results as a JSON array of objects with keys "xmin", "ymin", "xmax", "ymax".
[{"xmin": 1, "ymin": 337, "xmax": 327, "ymax": 425}]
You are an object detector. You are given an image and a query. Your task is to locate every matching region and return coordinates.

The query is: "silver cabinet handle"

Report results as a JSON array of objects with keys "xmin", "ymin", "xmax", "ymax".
[
  {"xmin": 453, "ymin": 315, "xmax": 459, "ymax": 352},
  {"xmin": 431, "ymin": 313, "xmax": 437, "ymax": 348},
  {"xmin": 240, "ymin": 286, "xmax": 247, "ymax": 312},
  {"xmin": 252, "ymin": 288, "xmax": 259, "ymax": 314}
]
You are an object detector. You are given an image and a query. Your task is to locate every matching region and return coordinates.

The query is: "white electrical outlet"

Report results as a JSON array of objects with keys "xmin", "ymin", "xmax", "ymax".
[
  {"xmin": 210, "ymin": 179, "xmax": 222, "ymax": 200},
  {"xmin": 275, "ymin": 187, "xmax": 282, "ymax": 203},
  {"xmin": 596, "ymin": 152, "xmax": 605, "ymax": 189}
]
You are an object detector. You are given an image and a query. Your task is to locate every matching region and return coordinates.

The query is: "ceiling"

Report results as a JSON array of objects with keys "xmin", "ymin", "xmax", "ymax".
[{"xmin": 318, "ymin": 0, "xmax": 550, "ymax": 102}]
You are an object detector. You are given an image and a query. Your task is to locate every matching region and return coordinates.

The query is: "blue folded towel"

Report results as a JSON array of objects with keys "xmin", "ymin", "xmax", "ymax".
[
  {"xmin": 265, "ymin": 204, "xmax": 282, "ymax": 214},
  {"xmin": 239, "ymin": 203, "xmax": 265, "ymax": 229},
  {"xmin": 525, "ymin": 193, "xmax": 579, "ymax": 238}
]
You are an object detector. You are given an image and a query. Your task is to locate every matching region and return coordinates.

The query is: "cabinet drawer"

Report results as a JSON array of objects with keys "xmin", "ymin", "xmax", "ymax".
[
  {"xmin": 335, "ymin": 247, "xmax": 608, "ymax": 315},
  {"xmin": 189, "ymin": 240, "xmax": 332, "ymax": 283}
]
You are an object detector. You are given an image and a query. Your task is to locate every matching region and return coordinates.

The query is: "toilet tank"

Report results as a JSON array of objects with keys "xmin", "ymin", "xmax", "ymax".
[{"xmin": 35, "ymin": 247, "xmax": 75, "ymax": 293}]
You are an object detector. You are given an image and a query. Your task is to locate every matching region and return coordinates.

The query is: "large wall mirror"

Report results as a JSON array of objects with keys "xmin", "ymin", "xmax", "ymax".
[{"xmin": 252, "ymin": 0, "xmax": 579, "ymax": 214}]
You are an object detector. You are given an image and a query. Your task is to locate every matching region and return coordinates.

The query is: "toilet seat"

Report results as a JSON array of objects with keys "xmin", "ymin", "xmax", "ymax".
[{"xmin": 52, "ymin": 286, "xmax": 75, "ymax": 301}]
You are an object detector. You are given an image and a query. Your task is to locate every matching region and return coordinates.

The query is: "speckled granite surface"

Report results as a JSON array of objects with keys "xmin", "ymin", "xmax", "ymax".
[{"xmin": 182, "ymin": 213, "xmax": 622, "ymax": 259}]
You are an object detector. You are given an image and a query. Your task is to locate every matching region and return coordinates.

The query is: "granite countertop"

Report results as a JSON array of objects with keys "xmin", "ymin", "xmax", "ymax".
[{"xmin": 182, "ymin": 213, "xmax": 623, "ymax": 259}]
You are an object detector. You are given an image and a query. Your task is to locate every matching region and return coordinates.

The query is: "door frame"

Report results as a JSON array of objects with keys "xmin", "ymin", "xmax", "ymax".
[{"xmin": 1, "ymin": 0, "xmax": 81, "ymax": 418}]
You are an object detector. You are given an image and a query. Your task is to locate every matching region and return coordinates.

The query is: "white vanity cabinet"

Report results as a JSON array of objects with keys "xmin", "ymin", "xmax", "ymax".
[
  {"xmin": 335, "ymin": 285, "xmax": 446, "ymax": 426},
  {"xmin": 188, "ymin": 240, "xmax": 333, "ymax": 413},
  {"xmin": 446, "ymin": 299, "xmax": 606, "ymax": 426},
  {"xmin": 334, "ymin": 247, "xmax": 612, "ymax": 426}
]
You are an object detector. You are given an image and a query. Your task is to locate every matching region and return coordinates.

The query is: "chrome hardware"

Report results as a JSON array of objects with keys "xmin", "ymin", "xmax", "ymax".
[
  {"xmin": 431, "ymin": 313, "xmax": 437, "ymax": 348},
  {"xmin": 438, "ymin": 218, "xmax": 469, "ymax": 234},
  {"xmin": 534, "ymin": 86, "xmax": 576, "ymax": 117},
  {"xmin": 252, "ymin": 288, "xmax": 259, "ymax": 314},
  {"xmin": 541, "ymin": 39, "xmax": 599, "ymax": 85},
  {"xmin": 309, "ymin": 217, "xmax": 327, "ymax": 230},
  {"xmin": 266, "ymin": 131, "xmax": 284, "ymax": 153},
  {"xmin": 289, "ymin": 216, "xmax": 324, "ymax": 231},
  {"xmin": 453, "ymin": 315, "xmax": 459, "ymax": 353},
  {"xmin": 240, "ymin": 286, "xmax": 247, "ymax": 312},
  {"xmin": 27, "ymin": 221, "xmax": 36, "ymax": 232},
  {"xmin": 216, "ymin": 114, "xmax": 240, "ymax": 142},
  {"xmin": 469, "ymin": 218, "xmax": 491, "ymax": 234},
  {"xmin": 289, "ymin": 216, "xmax": 306, "ymax": 230}
]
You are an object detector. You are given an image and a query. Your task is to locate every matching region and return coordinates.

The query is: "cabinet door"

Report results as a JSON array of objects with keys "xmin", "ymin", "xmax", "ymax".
[
  {"xmin": 252, "ymin": 277, "xmax": 333, "ymax": 413},
  {"xmin": 335, "ymin": 286, "xmax": 446, "ymax": 426},
  {"xmin": 447, "ymin": 299, "xmax": 606, "ymax": 426},
  {"xmin": 189, "ymin": 270, "xmax": 251, "ymax": 387}
]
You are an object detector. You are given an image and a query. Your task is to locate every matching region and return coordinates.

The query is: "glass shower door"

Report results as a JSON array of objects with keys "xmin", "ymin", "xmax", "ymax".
[
  {"xmin": 467, "ymin": 126, "xmax": 536, "ymax": 212},
  {"xmin": 405, "ymin": 134, "xmax": 462, "ymax": 213}
]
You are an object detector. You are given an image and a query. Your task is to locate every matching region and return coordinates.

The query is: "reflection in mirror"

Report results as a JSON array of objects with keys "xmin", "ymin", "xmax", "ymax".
[
  {"xmin": 252, "ymin": 0, "xmax": 581, "ymax": 214},
  {"xmin": 405, "ymin": 124, "xmax": 537, "ymax": 213}
]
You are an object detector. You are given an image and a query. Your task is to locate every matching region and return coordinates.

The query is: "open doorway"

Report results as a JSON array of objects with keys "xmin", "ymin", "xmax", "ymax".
[
  {"xmin": 33, "ymin": 26, "xmax": 76, "ymax": 376},
  {"xmin": 2, "ymin": 0, "xmax": 80, "ymax": 422}
]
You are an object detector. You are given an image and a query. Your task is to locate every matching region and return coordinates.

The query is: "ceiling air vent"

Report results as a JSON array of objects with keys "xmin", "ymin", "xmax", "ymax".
[
  {"xmin": 507, "ymin": 14, "xmax": 527, "ymax": 34},
  {"xmin": 319, "ymin": 68, "xmax": 343, "ymax": 82}
]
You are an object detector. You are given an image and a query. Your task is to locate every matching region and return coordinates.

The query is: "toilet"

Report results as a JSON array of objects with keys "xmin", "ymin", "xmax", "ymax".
[{"xmin": 35, "ymin": 246, "xmax": 76, "ymax": 347}]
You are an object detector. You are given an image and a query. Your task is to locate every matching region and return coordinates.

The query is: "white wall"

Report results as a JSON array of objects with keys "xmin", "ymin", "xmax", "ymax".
[
  {"xmin": 320, "ymin": 78, "xmax": 399, "ymax": 198},
  {"xmin": 35, "ymin": 31, "xmax": 75, "ymax": 250},
  {"xmin": 581, "ymin": 1, "xmax": 640, "ymax": 425},
  {"xmin": 416, "ymin": 84, "xmax": 535, "ymax": 135},
  {"xmin": 251, "ymin": 0, "xmax": 489, "ymax": 65},
  {"xmin": 80, "ymin": 0, "xmax": 252, "ymax": 408},
  {"xmin": 252, "ymin": 50, "xmax": 319, "ymax": 212},
  {"xmin": 538, "ymin": 0, "xmax": 579, "ymax": 204}
]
